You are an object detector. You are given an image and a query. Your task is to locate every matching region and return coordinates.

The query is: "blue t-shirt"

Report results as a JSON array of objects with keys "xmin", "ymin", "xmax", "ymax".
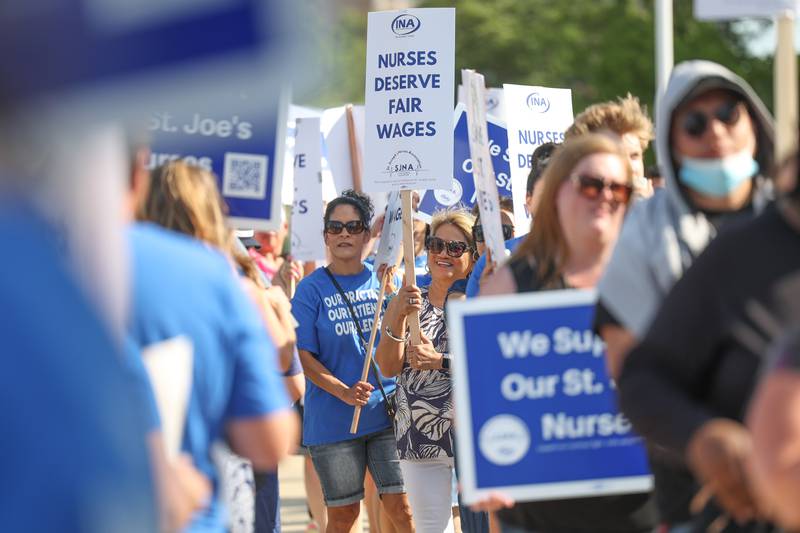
[
  {"xmin": 292, "ymin": 263, "xmax": 398, "ymax": 446},
  {"xmin": 465, "ymin": 235, "xmax": 526, "ymax": 298},
  {"xmin": 128, "ymin": 223, "xmax": 290, "ymax": 533},
  {"xmin": 1, "ymin": 204, "xmax": 157, "ymax": 533}
]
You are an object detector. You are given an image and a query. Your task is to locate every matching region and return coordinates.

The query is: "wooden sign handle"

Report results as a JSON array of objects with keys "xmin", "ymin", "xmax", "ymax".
[
  {"xmin": 346, "ymin": 104, "xmax": 364, "ymax": 193},
  {"xmin": 350, "ymin": 269, "xmax": 390, "ymax": 434},
  {"xmin": 401, "ymin": 190, "xmax": 422, "ymax": 345}
]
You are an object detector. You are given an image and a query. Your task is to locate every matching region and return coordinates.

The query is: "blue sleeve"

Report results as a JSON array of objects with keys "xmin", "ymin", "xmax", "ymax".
[
  {"xmin": 292, "ymin": 277, "xmax": 320, "ymax": 356},
  {"xmin": 122, "ymin": 336, "xmax": 161, "ymax": 432},
  {"xmin": 284, "ymin": 347, "xmax": 303, "ymax": 377},
  {"xmin": 466, "ymin": 253, "xmax": 487, "ymax": 298},
  {"xmin": 223, "ymin": 272, "xmax": 290, "ymax": 419}
]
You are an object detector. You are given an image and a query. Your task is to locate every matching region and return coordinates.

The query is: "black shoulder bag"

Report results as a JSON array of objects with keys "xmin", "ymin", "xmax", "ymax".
[{"xmin": 323, "ymin": 267, "xmax": 396, "ymax": 420}]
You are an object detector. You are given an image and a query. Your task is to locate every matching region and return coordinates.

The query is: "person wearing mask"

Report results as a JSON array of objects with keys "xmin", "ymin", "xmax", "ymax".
[
  {"xmin": 477, "ymin": 134, "xmax": 652, "ymax": 533},
  {"xmin": 596, "ymin": 60, "xmax": 774, "ymax": 532},
  {"xmin": 619, "ymin": 152, "xmax": 800, "ymax": 532},
  {"xmin": 375, "ymin": 208, "xmax": 477, "ymax": 533},
  {"xmin": 292, "ymin": 190, "xmax": 414, "ymax": 533},
  {"xmin": 465, "ymin": 142, "xmax": 559, "ymax": 297},
  {"xmin": 564, "ymin": 94, "xmax": 654, "ymax": 197},
  {"xmin": 130, "ymin": 157, "xmax": 298, "ymax": 533}
]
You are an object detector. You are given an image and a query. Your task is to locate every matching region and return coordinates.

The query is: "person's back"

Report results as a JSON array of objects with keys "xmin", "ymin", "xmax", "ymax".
[
  {"xmin": 128, "ymin": 222, "xmax": 289, "ymax": 532},
  {"xmin": 1, "ymin": 203, "xmax": 157, "ymax": 533}
]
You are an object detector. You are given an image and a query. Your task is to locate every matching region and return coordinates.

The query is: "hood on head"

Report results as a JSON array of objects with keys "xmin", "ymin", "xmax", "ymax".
[{"xmin": 656, "ymin": 60, "xmax": 775, "ymax": 211}]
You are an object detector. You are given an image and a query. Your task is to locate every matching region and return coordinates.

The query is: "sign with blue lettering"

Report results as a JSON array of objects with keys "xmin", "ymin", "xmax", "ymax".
[
  {"xmin": 148, "ymin": 91, "xmax": 288, "ymax": 230},
  {"xmin": 448, "ymin": 290, "xmax": 652, "ymax": 504},
  {"xmin": 503, "ymin": 84, "xmax": 573, "ymax": 234},
  {"xmin": 291, "ymin": 117, "xmax": 326, "ymax": 261},
  {"xmin": 363, "ymin": 8, "xmax": 455, "ymax": 192},
  {"xmin": 418, "ymin": 105, "xmax": 511, "ymax": 216}
]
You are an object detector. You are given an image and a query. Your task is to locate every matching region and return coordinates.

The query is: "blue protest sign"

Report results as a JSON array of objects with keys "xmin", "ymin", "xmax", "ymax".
[
  {"xmin": 148, "ymin": 91, "xmax": 288, "ymax": 230},
  {"xmin": 418, "ymin": 104, "xmax": 511, "ymax": 217},
  {"xmin": 448, "ymin": 290, "xmax": 652, "ymax": 504}
]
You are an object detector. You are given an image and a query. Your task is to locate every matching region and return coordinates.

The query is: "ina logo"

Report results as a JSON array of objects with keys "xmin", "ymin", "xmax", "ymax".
[
  {"xmin": 391, "ymin": 13, "xmax": 421, "ymax": 36},
  {"xmin": 526, "ymin": 92, "xmax": 551, "ymax": 113}
]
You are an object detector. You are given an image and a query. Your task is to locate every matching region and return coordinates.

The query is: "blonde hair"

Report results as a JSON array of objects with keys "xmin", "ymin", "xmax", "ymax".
[
  {"xmin": 138, "ymin": 160, "xmax": 264, "ymax": 286},
  {"xmin": 512, "ymin": 134, "xmax": 631, "ymax": 288},
  {"xmin": 565, "ymin": 94, "xmax": 654, "ymax": 151},
  {"xmin": 430, "ymin": 208, "xmax": 476, "ymax": 250}
]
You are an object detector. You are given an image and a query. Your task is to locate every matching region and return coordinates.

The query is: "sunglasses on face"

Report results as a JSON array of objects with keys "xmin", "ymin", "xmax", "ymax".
[
  {"xmin": 425, "ymin": 236, "xmax": 472, "ymax": 258},
  {"xmin": 473, "ymin": 224, "xmax": 514, "ymax": 243},
  {"xmin": 681, "ymin": 100, "xmax": 742, "ymax": 138},
  {"xmin": 325, "ymin": 220, "xmax": 366, "ymax": 235},
  {"xmin": 571, "ymin": 174, "xmax": 633, "ymax": 204}
]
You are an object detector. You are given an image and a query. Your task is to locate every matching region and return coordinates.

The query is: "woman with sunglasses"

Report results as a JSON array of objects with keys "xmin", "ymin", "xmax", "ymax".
[
  {"xmin": 375, "ymin": 208, "xmax": 476, "ymax": 533},
  {"xmin": 291, "ymin": 190, "xmax": 413, "ymax": 533},
  {"xmin": 477, "ymin": 134, "xmax": 654, "ymax": 533},
  {"xmin": 596, "ymin": 61, "xmax": 775, "ymax": 533},
  {"xmin": 471, "ymin": 196, "xmax": 515, "ymax": 260}
]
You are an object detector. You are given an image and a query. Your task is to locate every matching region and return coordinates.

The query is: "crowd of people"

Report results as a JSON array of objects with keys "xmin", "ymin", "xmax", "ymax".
[{"xmin": 5, "ymin": 48, "xmax": 800, "ymax": 533}]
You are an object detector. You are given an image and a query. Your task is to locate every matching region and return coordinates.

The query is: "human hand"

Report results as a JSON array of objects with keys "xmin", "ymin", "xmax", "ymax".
[
  {"xmin": 687, "ymin": 418, "xmax": 762, "ymax": 524},
  {"xmin": 340, "ymin": 381, "xmax": 374, "ymax": 407},
  {"xmin": 408, "ymin": 332, "xmax": 443, "ymax": 371},
  {"xmin": 469, "ymin": 491, "xmax": 515, "ymax": 513},
  {"xmin": 377, "ymin": 264, "xmax": 399, "ymax": 294},
  {"xmin": 161, "ymin": 453, "xmax": 212, "ymax": 533},
  {"xmin": 372, "ymin": 213, "xmax": 386, "ymax": 238},
  {"xmin": 391, "ymin": 284, "xmax": 422, "ymax": 318},
  {"xmin": 277, "ymin": 258, "xmax": 303, "ymax": 289}
]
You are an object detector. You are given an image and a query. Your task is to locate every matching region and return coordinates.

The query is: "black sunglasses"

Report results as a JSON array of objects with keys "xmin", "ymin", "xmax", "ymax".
[
  {"xmin": 681, "ymin": 100, "xmax": 742, "ymax": 138},
  {"xmin": 325, "ymin": 220, "xmax": 366, "ymax": 235},
  {"xmin": 473, "ymin": 224, "xmax": 514, "ymax": 243},
  {"xmin": 425, "ymin": 236, "xmax": 472, "ymax": 258},
  {"xmin": 571, "ymin": 174, "xmax": 633, "ymax": 204}
]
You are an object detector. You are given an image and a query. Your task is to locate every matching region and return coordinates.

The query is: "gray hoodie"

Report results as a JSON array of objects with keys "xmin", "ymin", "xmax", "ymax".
[{"xmin": 598, "ymin": 60, "xmax": 775, "ymax": 337}]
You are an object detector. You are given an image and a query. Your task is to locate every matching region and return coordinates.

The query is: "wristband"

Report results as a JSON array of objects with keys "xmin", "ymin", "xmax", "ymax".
[{"xmin": 384, "ymin": 325, "xmax": 409, "ymax": 343}]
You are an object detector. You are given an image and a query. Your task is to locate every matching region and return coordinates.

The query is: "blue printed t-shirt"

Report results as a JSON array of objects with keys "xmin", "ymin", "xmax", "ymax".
[
  {"xmin": 1, "ymin": 203, "xmax": 157, "ymax": 533},
  {"xmin": 465, "ymin": 234, "xmax": 526, "ymax": 298},
  {"xmin": 128, "ymin": 223, "xmax": 290, "ymax": 533},
  {"xmin": 292, "ymin": 263, "xmax": 398, "ymax": 446}
]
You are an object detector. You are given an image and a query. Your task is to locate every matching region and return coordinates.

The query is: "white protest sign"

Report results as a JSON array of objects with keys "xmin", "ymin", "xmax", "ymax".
[
  {"xmin": 322, "ymin": 105, "xmax": 365, "ymax": 194},
  {"xmin": 504, "ymin": 84, "xmax": 573, "ymax": 233},
  {"xmin": 374, "ymin": 191, "xmax": 404, "ymax": 269},
  {"xmin": 141, "ymin": 336, "xmax": 194, "ymax": 461},
  {"xmin": 364, "ymin": 8, "xmax": 455, "ymax": 192},
  {"xmin": 464, "ymin": 70, "xmax": 507, "ymax": 268},
  {"xmin": 695, "ymin": 0, "xmax": 797, "ymax": 19},
  {"xmin": 459, "ymin": 85, "xmax": 506, "ymax": 122},
  {"xmin": 290, "ymin": 117, "xmax": 326, "ymax": 262}
]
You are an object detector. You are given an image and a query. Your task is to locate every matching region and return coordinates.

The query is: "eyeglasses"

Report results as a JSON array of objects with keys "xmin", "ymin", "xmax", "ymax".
[
  {"xmin": 473, "ymin": 224, "xmax": 514, "ymax": 243},
  {"xmin": 325, "ymin": 220, "xmax": 366, "ymax": 235},
  {"xmin": 681, "ymin": 100, "xmax": 742, "ymax": 138},
  {"xmin": 571, "ymin": 174, "xmax": 633, "ymax": 204},
  {"xmin": 425, "ymin": 236, "xmax": 472, "ymax": 258}
]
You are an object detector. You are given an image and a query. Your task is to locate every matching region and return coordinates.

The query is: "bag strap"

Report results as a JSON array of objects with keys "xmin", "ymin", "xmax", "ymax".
[{"xmin": 323, "ymin": 267, "xmax": 393, "ymax": 408}]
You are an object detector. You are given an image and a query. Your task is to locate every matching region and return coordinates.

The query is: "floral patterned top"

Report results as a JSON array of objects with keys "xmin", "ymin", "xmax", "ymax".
[{"xmin": 394, "ymin": 286, "xmax": 453, "ymax": 460}]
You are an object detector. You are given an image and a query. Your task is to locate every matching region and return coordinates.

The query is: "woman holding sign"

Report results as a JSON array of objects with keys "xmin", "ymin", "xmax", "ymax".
[
  {"xmin": 291, "ymin": 190, "xmax": 414, "ymax": 533},
  {"xmin": 376, "ymin": 208, "xmax": 477, "ymax": 533},
  {"xmin": 479, "ymin": 134, "xmax": 657, "ymax": 533}
]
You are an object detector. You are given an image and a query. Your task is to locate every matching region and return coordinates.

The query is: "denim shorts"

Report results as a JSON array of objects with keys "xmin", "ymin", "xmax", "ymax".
[{"xmin": 309, "ymin": 428, "xmax": 405, "ymax": 507}]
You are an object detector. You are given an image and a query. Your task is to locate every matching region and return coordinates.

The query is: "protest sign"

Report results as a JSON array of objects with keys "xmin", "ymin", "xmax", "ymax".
[
  {"xmin": 148, "ymin": 90, "xmax": 289, "ymax": 230},
  {"xmin": 695, "ymin": 0, "xmax": 797, "ymax": 19},
  {"xmin": 374, "ymin": 191, "xmax": 405, "ymax": 269},
  {"xmin": 322, "ymin": 105, "xmax": 366, "ymax": 194},
  {"xmin": 363, "ymin": 8, "xmax": 455, "ymax": 192},
  {"xmin": 458, "ymin": 85, "xmax": 506, "ymax": 122},
  {"xmin": 449, "ymin": 289, "xmax": 652, "ymax": 505},
  {"xmin": 142, "ymin": 336, "xmax": 193, "ymax": 461},
  {"xmin": 290, "ymin": 117, "xmax": 326, "ymax": 262},
  {"xmin": 503, "ymin": 84, "xmax": 573, "ymax": 233},
  {"xmin": 418, "ymin": 105, "xmax": 511, "ymax": 217},
  {"xmin": 463, "ymin": 70, "xmax": 507, "ymax": 268}
]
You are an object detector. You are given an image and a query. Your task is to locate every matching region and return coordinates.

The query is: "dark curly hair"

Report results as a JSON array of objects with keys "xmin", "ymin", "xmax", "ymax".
[{"xmin": 324, "ymin": 189, "xmax": 374, "ymax": 229}]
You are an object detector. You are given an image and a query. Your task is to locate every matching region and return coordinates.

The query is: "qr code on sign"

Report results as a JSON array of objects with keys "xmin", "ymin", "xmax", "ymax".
[{"xmin": 223, "ymin": 152, "xmax": 269, "ymax": 199}]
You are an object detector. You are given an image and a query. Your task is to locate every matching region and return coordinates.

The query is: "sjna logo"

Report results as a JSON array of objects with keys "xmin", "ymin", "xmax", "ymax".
[
  {"xmin": 526, "ymin": 92, "xmax": 551, "ymax": 113},
  {"xmin": 391, "ymin": 14, "xmax": 421, "ymax": 36}
]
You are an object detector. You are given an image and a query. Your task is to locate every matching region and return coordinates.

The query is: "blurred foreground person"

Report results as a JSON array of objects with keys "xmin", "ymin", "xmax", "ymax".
[
  {"xmin": 128, "ymin": 156, "xmax": 296, "ymax": 533},
  {"xmin": 620, "ymin": 152, "xmax": 800, "ymax": 532},
  {"xmin": 598, "ymin": 60, "xmax": 774, "ymax": 532},
  {"xmin": 479, "ymin": 134, "xmax": 653, "ymax": 532}
]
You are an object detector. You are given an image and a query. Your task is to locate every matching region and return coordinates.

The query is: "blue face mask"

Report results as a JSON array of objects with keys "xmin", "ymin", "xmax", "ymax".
[{"xmin": 678, "ymin": 150, "xmax": 759, "ymax": 198}]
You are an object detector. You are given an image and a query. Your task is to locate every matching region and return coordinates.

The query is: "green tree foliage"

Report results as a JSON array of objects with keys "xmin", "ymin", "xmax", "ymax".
[{"xmin": 308, "ymin": 0, "xmax": 773, "ymax": 121}]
